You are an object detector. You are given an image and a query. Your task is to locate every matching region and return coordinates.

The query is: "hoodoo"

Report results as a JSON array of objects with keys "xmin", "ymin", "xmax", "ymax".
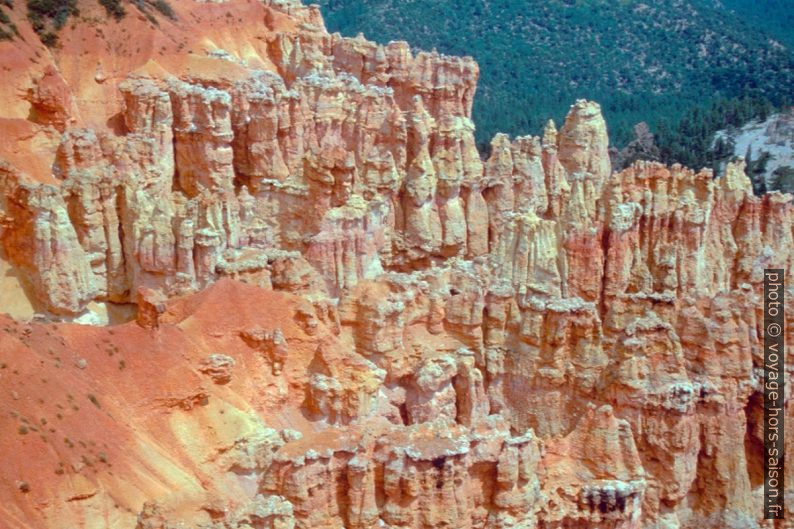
[{"xmin": 0, "ymin": 0, "xmax": 791, "ymax": 528}]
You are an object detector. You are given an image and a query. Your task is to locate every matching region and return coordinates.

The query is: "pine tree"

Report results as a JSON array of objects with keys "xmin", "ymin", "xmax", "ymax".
[
  {"xmin": 770, "ymin": 167, "xmax": 794, "ymax": 194},
  {"xmin": 752, "ymin": 169, "xmax": 767, "ymax": 196}
]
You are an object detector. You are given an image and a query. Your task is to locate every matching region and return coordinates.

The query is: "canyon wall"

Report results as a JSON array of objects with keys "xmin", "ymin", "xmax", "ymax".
[{"xmin": 0, "ymin": 1, "xmax": 792, "ymax": 529}]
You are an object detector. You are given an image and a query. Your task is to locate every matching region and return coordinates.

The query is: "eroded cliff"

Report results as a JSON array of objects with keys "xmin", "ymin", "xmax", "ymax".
[{"xmin": 0, "ymin": 1, "xmax": 792, "ymax": 528}]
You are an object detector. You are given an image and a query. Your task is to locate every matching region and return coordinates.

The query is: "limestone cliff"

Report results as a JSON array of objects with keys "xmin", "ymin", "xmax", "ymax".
[{"xmin": 0, "ymin": 1, "xmax": 791, "ymax": 529}]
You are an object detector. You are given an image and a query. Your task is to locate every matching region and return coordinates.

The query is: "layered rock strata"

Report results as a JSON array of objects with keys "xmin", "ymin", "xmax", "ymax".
[{"xmin": 0, "ymin": 1, "xmax": 792, "ymax": 529}]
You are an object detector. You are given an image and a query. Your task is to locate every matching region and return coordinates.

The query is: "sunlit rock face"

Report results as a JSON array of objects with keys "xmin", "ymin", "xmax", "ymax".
[{"xmin": 0, "ymin": 1, "xmax": 792, "ymax": 529}]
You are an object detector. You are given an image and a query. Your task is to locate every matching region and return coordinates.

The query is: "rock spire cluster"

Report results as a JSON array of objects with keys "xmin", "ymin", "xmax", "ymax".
[{"xmin": 0, "ymin": 0, "xmax": 791, "ymax": 528}]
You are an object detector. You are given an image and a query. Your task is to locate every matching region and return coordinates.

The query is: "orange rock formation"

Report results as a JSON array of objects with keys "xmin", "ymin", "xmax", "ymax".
[{"xmin": 0, "ymin": 1, "xmax": 791, "ymax": 528}]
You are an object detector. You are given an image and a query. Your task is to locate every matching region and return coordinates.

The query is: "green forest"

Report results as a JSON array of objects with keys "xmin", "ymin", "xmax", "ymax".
[{"xmin": 316, "ymin": 0, "xmax": 794, "ymax": 176}]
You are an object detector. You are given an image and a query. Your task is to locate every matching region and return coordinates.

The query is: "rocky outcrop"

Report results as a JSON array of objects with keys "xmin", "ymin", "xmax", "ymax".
[
  {"xmin": 0, "ymin": 162, "xmax": 97, "ymax": 314},
  {"xmin": 0, "ymin": 1, "xmax": 792, "ymax": 529},
  {"xmin": 260, "ymin": 417, "xmax": 541, "ymax": 529}
]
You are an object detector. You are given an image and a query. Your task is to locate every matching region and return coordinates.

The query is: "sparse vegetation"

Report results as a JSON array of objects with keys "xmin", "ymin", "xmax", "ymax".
[
  {"xmin": 87, "ymin": 394, "xmax": 101, "ymax": 408},
  {"xmin": 25, "ymin": 0, "xmax": 176, "ymax": 42},
  {"xmin": 0, "ymin": 0, "xmax": 18, "ymax": 40},
  {"xmin": 744, "ymin": 146, "xmax": 772, "ymax": 195},
  {"xmin": 26, "ymin": 0, "xmax": 79, "ymax": 46},
  {"xmin": 141, "ymin": 10, "xmax": 157, "ymax": 26},
  {"xmin": 770, "ymin": 166, "xmax": 794, "ymax": 194},
  {"xmin": 103, "ymin": 0, "xmax": 175, "ymax": 23},
  {"xmin": 150, "ymin": 0, "xmax": 174, "ymax": 20},
  {"xmin": 0, "ymin": 25, "xmax": 17, "ymax": 40},
  {"xmin": 99, "ymin": 0, "xmax": 125, "ymax": 20}
]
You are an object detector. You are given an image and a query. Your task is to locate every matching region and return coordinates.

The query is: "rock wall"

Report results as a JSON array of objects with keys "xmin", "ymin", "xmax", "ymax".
[{"xmin": 0, "ymin": 1, "xmax": 792, "ymax": 528}]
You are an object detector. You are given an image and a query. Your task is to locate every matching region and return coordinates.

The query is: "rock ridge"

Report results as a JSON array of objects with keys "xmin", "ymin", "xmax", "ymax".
[{"xmin": 0, "ymin": 1, "xmax": 791, "ymax": 529}]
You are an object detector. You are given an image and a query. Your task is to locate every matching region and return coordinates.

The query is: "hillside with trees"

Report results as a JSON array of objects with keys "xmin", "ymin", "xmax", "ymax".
[{"xmin": 316, "ymin": 0, "xmax": 794, "ymax": 175}]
